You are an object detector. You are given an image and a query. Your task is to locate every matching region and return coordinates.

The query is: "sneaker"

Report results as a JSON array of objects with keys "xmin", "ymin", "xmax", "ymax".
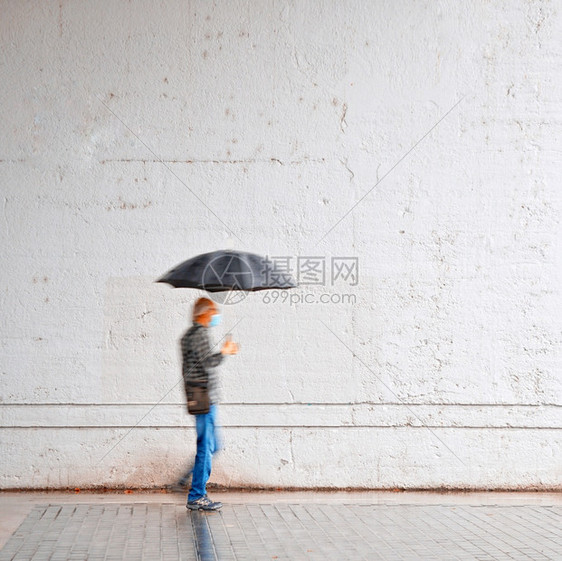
[{"xmin": 186, "ymin": 495, "xmax": 222, "ymax": 511}]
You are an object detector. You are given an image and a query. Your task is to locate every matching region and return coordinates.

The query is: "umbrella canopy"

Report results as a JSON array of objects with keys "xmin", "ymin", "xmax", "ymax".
[{"xmin": 157, "ymin": 250, "xmax": 297, "ymax": 292}]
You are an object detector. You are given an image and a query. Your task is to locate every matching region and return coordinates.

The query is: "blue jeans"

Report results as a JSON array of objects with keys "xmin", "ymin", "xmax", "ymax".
[{"xmin": 188, "ymin": 404, "xmax": 221, "ymax": 502}]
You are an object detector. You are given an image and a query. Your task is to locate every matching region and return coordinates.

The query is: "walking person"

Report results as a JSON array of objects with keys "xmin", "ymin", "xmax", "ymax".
[{"xmin": 181, "ymin": 297, "xmax": 238, "ymax": 511}]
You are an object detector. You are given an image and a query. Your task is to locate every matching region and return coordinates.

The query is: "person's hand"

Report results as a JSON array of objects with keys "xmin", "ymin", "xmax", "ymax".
[{"xmin": 221, "ymin": 339, "xmax": 238, "ymax": 355}]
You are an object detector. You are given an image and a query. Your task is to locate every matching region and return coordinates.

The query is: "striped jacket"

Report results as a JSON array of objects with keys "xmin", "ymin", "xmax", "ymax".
[{"xmin": 181, "ymin": 322, "xmax": 224, "ymax": 405}]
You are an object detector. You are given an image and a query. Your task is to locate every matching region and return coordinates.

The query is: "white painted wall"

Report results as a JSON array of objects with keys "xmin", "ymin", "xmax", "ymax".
[{"xmin": 1, "ymin": 0, "xmax": 561, "ymax": 490}]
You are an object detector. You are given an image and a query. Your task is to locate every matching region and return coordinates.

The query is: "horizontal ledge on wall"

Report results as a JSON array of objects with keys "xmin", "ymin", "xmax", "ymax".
[
  {"xmin": 1, "ymin": 425, "xmax": 562, "ymax": 430},
  {"xmin": 98, "ymin": 158, "xmax": 328, "ymax": 165},
  {"xmin": 1, "ymin": 402, "xmax": 560, "ymax": 407},
  {"xmin": 1, "ymin": 403, "xmax": 560, "ymax": 429}
]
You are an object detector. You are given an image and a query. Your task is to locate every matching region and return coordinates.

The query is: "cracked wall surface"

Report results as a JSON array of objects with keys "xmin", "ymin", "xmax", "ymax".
[{"xmin": 1, "ymin": 0, "xmax": 561, "ymax": 489}]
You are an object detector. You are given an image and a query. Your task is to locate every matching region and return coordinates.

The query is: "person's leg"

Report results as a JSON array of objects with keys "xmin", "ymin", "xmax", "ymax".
[
  {"xmin": 188, "ymin": 410, "xmax": 213, "ymax": 502},
  {"xmin": 210, "ymin": 404, "xmax": 221, "ymax": 455},
  {"xmin": 201, "ymin": 405, "xmax": 217, "ymax": 482},
  {"xmin": 180, "ymin": 410, "xmax": 214, "ymax": 487},
  {"xmin": 177, "ymin": 464, "xmax": 193, "ymax": 487}
]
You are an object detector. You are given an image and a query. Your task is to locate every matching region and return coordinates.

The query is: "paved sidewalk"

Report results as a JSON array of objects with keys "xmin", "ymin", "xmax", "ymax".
[{"xmin": 0, "ymin": 492, "xmax": 561, "ymax": 560}]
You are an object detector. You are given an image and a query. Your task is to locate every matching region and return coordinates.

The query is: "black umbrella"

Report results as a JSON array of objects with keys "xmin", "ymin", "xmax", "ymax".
[{"xmin": 157, "ymin": 250, "xmax": 297, "ymax": 293}]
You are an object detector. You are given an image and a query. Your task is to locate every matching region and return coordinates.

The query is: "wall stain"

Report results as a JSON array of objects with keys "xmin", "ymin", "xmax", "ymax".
[
  {"xmin": 106, "ymin": 196, "xmax": 152, "ymax": 211},
  {"xmin": 58, "ymin": 1, "xmax": 63, "ymax": 37}
]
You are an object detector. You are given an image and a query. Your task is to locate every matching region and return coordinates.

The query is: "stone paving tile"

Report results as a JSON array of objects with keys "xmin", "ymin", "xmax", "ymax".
[{"xmin": 0, "ymin": 504, "xmax": 560, "ymax": 560}]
